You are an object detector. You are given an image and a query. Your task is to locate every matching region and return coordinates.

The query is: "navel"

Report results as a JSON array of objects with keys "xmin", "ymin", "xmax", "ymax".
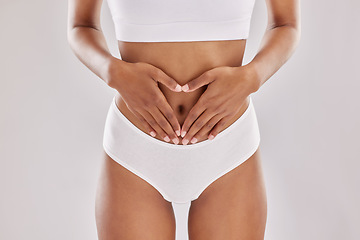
[{"xmin": 177, "ymin": 104, "xmax": 185, "ymax": 115}]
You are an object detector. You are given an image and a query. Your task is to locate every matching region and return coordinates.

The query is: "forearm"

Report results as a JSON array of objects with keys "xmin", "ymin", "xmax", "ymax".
[
  {"xmin": 67, "ymin": 26, "xmax": 126, "ymax": 86},
  {"xmin": 245, "ymin": 24, "xmax": 301, "ymax": 92}
]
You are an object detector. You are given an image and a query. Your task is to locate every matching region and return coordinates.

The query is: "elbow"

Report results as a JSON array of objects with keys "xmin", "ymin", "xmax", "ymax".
[
  {"xmin": 67, "ymin": 29, "xmax": 72, "ymax": 45},
  {"xmin": 67, "ymin": 29, "xmax": 76, "ymax": 51},
  {"xmin": 66, "ymin": 26, "xmax": 79, "ymax": 53},
  {"xmin": 67, "ymin": 24, "xmax": 77, "ymax": 45},
  {"xmin": 66, "ymin": 24, "xmax": 101, "ymax": 44},
  {"xmin": 268, "ymin": 21, "xmax": 301, "ymax": 49},
  {"xmin": 286, "ymin": 24, "xmax": 302, "ymax": 55},
  {"xmin": 290, "ymin": 23, "xmax": 301, "ymax": 51},
  {"xmin": 286, "ymin": 21, "xmax": 301, "ymax": 47},
  {"xmin": 66, "ymin": 19, "xmax": 77, "ymax": 44}
]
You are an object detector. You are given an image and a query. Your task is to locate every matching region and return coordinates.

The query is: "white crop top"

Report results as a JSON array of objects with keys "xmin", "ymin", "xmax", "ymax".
[{"xmin": 106, "ymin": 0, "xmax": 256, "ymax": 42}]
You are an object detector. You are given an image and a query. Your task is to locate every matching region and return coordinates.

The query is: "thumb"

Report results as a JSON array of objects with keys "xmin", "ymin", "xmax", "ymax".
[
  {"xmin": 154, "ymin": 69, "xmax": 182, "ymax": 92},
  {"xmin": 181, "ymin": 71, "xmax": 215, "ymax": 92}
]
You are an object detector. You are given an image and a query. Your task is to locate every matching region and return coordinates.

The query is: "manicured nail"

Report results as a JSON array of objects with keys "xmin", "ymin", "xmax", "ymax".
[
  {"xmin": 172, "ymin": 138, "xmax": 179, "ymax": 145},
  {"xmin": 164, "ymin": 136, "xmax": 170, "ymax": 142},
  {"xmin": 180, "ymin": 130, "xmax": 186, "ymax": 138},
  {"xmin": 208, "ymin": 134, "xmax": 215, "ymax": 140},
  {"xmin": 181, "ymin": 84, "xmax": 189, "ymax": 92},
  {"xmin": 150, "ymin": 131, "xmax": 156, "ymax": 137},
  {"xmin": 175, "ymin": 130, "xmax": 181, "ymax": 136},
  {"xmin": 175, "ymin": 84, "xmax": 182, "ymax": 92},
  {"xmin": 182, "ymin": 138, "xmax": 189, "ymax": 145},
  {"xmin": 190, "ymin": 137, "xmax": 197, "ymax": 144}
]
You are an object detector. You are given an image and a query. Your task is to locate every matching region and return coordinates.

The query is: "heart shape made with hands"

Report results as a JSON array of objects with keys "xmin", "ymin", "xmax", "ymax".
[
  {"xmin": 164, "ymin": 71, "xmax": 218, "ymax": 144},
  {"xmin": 162, "ymin": 76, "xmax": 211, "ymax": 144}
]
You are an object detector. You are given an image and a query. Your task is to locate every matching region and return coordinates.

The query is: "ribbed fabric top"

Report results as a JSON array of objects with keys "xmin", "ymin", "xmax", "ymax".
[{"xmin": 106, "ymin": 0, "xmax": 256, "ymax": 42}]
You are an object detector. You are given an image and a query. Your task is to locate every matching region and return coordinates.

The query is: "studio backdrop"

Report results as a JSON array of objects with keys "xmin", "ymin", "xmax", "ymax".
[{"xmin": 0, "ymin": 0, "xmax": 359, "ymax": 239}]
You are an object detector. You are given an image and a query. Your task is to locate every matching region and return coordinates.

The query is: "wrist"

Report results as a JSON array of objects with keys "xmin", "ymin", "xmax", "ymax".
[
  {"xmin": 237, "ymin": 63, "xmax": 261, "ymax": 94},
  {"xmin": 105, "ymin": 57, "xmax": 130, "ymax": 89}
]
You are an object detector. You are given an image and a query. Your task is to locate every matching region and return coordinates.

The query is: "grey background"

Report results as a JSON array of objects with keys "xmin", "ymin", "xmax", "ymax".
[{"xmin": 1, "ymin": 0, "xmax": 359, "ymax": 239}]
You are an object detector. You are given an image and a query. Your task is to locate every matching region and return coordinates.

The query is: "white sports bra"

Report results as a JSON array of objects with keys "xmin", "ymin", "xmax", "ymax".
[{"xmin": 106, "ymin": 0, "xmax": 256, "ymax": 42}]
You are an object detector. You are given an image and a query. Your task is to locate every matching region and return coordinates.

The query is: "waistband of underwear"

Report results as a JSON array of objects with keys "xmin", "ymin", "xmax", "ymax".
[{"xmin": 110, "ymin": 95, "xmax": 254, "ymax": 149}]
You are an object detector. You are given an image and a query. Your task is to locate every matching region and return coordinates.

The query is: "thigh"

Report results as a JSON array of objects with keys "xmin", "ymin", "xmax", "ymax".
[
  {"xmin": 95, "ymin": 151, "xmax": 176, "ymax": 240},
  {"xmin": 188, "ymin": 148, "xmax": 267, "ymax": 240}
]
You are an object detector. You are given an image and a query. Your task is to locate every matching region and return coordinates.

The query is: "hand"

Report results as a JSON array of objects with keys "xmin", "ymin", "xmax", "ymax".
[
  {"xmin": 179, "ymin": 65, "xmax": 259, "ymax": 145},
  {"xmin": 108, "ymin": 60, "xmax": 182, "ymax": 144}
]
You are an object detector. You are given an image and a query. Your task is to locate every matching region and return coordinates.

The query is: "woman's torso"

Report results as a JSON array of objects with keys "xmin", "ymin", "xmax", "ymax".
[{"xmin": 115, "ymin": 39, "xmax": 250, "ymax": 145}]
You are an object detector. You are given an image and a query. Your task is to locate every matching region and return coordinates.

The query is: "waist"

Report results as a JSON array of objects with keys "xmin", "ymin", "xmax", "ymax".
[{"xmin": 115, "ymin": 39, "xmax": 249, "ymax": 144}]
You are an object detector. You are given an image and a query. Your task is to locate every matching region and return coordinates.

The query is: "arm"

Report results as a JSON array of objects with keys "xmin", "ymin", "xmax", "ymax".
[
  {"xmin": 245, "ymin": 0, "xmax": 301, "ymax": 92},
  {"xmin": 67, "ymin": 0, "xmax": 182, "ymax": 143},
  {"xmin": 177, "ymin": 0, "xmax": 301, "ymax": 143},
  {"xmin": 67, "ymin": 0, "xmax": 126, "ymax": 86}
]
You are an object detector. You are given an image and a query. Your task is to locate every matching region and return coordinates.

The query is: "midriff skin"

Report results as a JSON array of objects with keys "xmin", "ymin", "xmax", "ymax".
[{"xmin": 115, "ymin": 39, "xmax": 251, "ymax": 145}]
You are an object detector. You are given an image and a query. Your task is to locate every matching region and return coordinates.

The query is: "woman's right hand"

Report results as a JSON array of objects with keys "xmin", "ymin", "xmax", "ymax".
[{"xmin": 107, "ymin": 59, "xmax": 182, "ymax": 144}]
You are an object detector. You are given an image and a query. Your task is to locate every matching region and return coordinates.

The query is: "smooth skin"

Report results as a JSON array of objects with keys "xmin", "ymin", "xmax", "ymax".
[{"xmin": 67, "ymin": 0, "xmax": 301, "ymax": 239}]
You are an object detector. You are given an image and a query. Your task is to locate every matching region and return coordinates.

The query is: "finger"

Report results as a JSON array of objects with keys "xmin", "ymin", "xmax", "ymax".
[
  {"xmin": 191, "ymin": 113, "xmax": 223, "ymax": 141},
  {"xmin": 153, "ymin": 68, "xmax": 182, "ymax": 92},
  {"xmin": 156, "ymin": 101, "xmax": 181, "ymax": 137},
  {"xmin": 180, "ymin": 102, "xmax": 207, "ymax": 139},
  {"xmin": 131, "ymin": 109, "xmax": 157, "ymax": 137},
  {"xmin": 137, "ymin": 108, "xmax": 170, "ymax": 142},
  {"xmin": 148, "ymin": 105, "xmax": 180, "ymax": 144},
  {"xmin": 181, "ymin": 110, "xmax": 216, "ymax": 145},
  {"xmin": 181, "ymin": 70, "xmax": 216, "ymax": 92},
  {"xmin": 208, "ymin": 115, "xmax": 233, "ymax": 139}
]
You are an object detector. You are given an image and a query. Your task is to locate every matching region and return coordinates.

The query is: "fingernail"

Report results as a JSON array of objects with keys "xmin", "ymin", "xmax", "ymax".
[
  {"xmin": 150, "ymin": 131, "xmax": 156, "ymax": 137},
  {"xmin": 181, "ymin": 84, "xmax": 189, "ymax": 92},
  {"xmin": 172, "ymin": 138, "xmax": 179, "ymax": 145},
  {"xmin": 180, "ymin": 130, "xmax": 186, "ymax": 138},
  {"xmin": 182, "ymin": 138, "xmax": 189, "ymax": 145},
  {"xmin": 190, "ymin": 137, "xmax": 197, "ymax": 144},
  {"xmin": 208, "ymin": 134, "xmax": 215, "ymax": 140},
  {"xmin": 164, "ymin": 136, "xmax": 170, "ymax": 142},
  {"xmin": 175, "ymin": 130, "xmax": 181, "ymax": 136},
  {"xmin": 175, "ymin": 84, "xmax": 182, "ymax": 92}
]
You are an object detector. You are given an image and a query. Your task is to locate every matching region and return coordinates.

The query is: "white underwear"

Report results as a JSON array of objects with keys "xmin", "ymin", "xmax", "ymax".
[{"xmin": 103, "ymin": 95, "xmax": 261, "ymax": 204}]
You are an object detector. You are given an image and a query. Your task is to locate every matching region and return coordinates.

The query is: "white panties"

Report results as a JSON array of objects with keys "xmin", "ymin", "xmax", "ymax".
[{"xmin": 103, "ymin": 95, "xmax": 261, "ymax": 204}]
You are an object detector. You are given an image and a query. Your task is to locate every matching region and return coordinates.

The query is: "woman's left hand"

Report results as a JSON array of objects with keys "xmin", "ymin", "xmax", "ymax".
[{"xmin": 180, "ymin": 65, "xmax": 259, "ymax": 145}]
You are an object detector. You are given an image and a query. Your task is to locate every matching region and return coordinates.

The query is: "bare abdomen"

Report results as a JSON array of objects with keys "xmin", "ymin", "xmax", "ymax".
[{"xmin": 115, "ymin": 39, "xmax": 249, "ymax": 144}]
